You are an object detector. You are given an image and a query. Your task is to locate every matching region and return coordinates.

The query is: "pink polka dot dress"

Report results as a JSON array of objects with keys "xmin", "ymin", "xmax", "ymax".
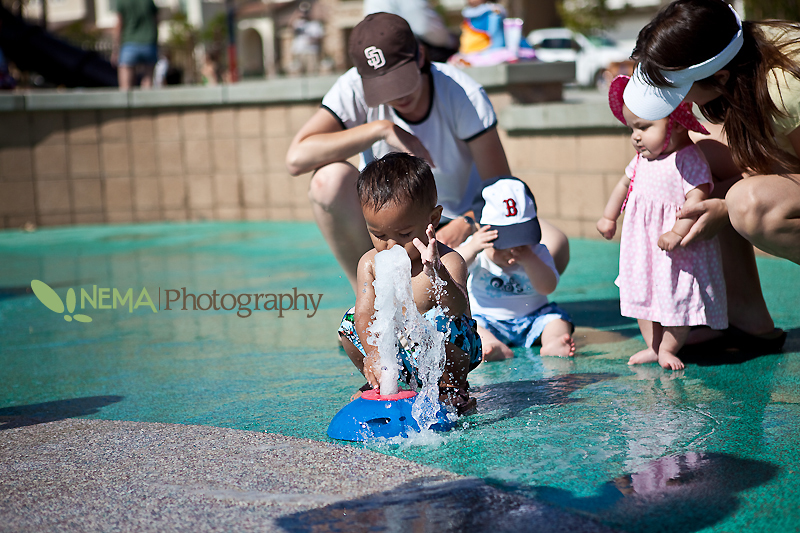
[{"xmin": 616, "ymin": 145, "xmax": 728, "ymax": 329}]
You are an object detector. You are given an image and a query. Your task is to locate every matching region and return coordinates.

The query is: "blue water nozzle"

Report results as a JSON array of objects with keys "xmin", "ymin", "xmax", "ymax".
[{"xmin": 327, "ymin": 389, "xmax": 456, "ymax": 441}]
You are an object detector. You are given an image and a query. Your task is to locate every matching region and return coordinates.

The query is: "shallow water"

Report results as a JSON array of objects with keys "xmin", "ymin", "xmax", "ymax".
[{"xmin": 1, "ymin": 221, "xmax": 799, "ymax": 532}]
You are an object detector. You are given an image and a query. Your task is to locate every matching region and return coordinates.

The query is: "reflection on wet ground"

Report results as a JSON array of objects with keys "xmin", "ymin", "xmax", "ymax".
[
  {"xmin": 470, "ymin": 373, "xmax": 619, "ymax": 421},
  {"xmin": 531, "ymin": 452, "xmax": 778, "ymax": 533},
  {"xmin": 277, "ymin": 476, "xmax": 619, "ymax": 533},
  {"xmin": 280, "ymin": 453, "xmax": 775, "ymax": 533}
]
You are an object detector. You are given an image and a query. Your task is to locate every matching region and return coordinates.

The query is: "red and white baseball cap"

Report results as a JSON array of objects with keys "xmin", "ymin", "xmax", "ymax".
[{"xmin": 472, "ymin": 176, "xmax": 541, "ymax": 249}]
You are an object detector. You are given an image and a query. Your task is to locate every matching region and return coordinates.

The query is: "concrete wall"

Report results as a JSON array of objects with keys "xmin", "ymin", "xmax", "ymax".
[{"xmin": 0, "ymin": 63, "xmax": 632, "ymax": 240}]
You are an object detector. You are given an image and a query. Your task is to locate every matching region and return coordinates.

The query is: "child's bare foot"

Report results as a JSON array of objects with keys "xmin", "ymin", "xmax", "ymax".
[
  {"xmin": 482, "ymin": 338, "xmax": 514, "ymax": 361},
  {"xmin": 658, "ymin": 352, "xmax": 685, "ymax": 370},
  {"xmin": 541, "ymin": 333, "xmax": 576, "ymax": 357},
  {"xmin": 628, "ymin": 348, "xmax": 658, "ymax": 365}
]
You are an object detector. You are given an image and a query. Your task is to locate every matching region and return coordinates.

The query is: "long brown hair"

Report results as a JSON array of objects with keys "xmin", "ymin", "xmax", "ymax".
[{"xmin": 632, "ymin": 0, "xmax": 800, "ymax": 174}]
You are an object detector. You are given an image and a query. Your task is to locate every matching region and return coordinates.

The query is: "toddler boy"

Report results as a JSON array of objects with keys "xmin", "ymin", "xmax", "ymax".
[
  {"xmin": 338, "ymin": 153, "xmax": 482, "ymax": 414},
  {"xmin": 457, "ymin": 176, "xmax": 575, "ymax": 360}
]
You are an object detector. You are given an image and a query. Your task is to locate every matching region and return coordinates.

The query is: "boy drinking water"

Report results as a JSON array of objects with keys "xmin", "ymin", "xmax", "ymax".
[{"xmin": 338, "ymin": 153, "xmax": 483, "ymax": 414}]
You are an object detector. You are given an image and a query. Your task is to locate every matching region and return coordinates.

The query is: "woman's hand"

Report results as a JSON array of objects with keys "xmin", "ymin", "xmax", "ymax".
[
  {"xmin": 678, "ymin": 198, "xmax": 729, "ymax": 246},
  {"xmin": 383, "ymin": 123, "xmax": 435, "ymax": 167},
  {"xmin": 436, "ymin": 217, "xmax": 473, "ymax": 247}
]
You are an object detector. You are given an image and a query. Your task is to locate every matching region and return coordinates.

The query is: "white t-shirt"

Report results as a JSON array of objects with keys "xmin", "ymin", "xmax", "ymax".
[
  {"xmin": 321, "ymin": 62, "xmax": 497, "ymax": 219},
  {"xmin": 467, "ymin": 244, "xmax": 560, "ymax": 321}
]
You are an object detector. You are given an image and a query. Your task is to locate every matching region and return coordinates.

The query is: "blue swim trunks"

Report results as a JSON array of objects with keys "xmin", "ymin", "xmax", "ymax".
[
  {"xmin": 338, "ymin": 306, "xmax": 482, "ymax": 384},
  {"xmin": 474, "ymin": 302, "xmax": 573, "ymax": 348}
]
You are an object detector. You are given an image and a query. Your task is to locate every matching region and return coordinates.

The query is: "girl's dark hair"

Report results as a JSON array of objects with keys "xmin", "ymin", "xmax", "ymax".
[
  {"xmin": 357, "ymin": 152, "xmax": 437, "ymax": 211},
  {"xmin": 632, "ymin": 0, "xmax": 800, "ymax": 174}
]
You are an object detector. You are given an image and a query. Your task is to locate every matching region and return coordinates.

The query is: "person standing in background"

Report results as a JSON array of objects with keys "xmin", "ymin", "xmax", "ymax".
[
  {"xmin": 112, "ymin": 0, "xmax": 158, "ymax": 89},
  {"xmin": 290, "ymin": 2, "xmax": 324, "ymax": 75},
  {"xmin": 363, "ymin": 0, "xmax": 459, "ymax": 62}
]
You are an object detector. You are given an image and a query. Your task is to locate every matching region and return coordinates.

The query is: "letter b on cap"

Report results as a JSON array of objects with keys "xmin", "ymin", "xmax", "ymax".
[{"xmin": 364, "ymin": 46, "xmax": 385, "ymax": 69}]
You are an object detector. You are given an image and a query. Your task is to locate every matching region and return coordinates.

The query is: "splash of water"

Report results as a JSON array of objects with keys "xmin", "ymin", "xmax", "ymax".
[{"xmin": 368, "ymin": 246, "xmax": 448, "ymax": 430}]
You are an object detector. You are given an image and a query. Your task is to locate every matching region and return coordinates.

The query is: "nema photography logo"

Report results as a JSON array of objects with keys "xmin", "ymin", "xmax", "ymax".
[
  {"xmin": 31, "ymin": 280, "xmax": 93, "ymax": 322},
  {"xmin": 30, "ymin": 280, "xmax": 157, "ymax": 323},
  {"xmin": 30, "ymin": 281, "xmax": 322, "ymax": 323}
]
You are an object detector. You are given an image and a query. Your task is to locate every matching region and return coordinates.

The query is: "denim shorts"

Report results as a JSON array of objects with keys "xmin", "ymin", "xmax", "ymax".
[
  {"xmin": 119, "ymin": 43, "xmax": 158, "ymax": 66},
  {"xmin": 474, "ymin": 302, "xmax": 573, "ymax": 348}
]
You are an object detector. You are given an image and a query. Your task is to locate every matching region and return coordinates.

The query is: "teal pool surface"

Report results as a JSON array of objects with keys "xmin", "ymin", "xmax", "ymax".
[{"xmin": 1, "ymin": 222, "xmax": 799, "ymax": 532}]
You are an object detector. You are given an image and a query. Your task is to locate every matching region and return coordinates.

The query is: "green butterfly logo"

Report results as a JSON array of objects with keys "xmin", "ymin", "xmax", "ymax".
[{"xmin": 31, "ymin": 280, "xmax": 92, "ymax": 323}]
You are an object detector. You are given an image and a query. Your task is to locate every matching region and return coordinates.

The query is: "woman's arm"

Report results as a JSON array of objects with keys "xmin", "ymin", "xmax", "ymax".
[
  {"xmin": 596, "ymin": 174, "xmax": 630, "ymax": 239},
  {"xmin": 437, "ymin": 128, "xmax": 510, "ymax": 246},
  {"xmin": 659, "ymin": 184, "xmax": 710, "ymax": 251},
  {"xmin": 285, "ymin": 109, "xmax": 434, "ymax": 176},
  {"xmin": 469, "ymin": 127, "xmax": 511, "ymax": 180}
]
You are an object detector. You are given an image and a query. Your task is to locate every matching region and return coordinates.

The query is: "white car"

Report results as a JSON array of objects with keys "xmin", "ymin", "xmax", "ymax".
[{"xmin": 527, "ymin": 28, "xmax": 634, "ymax": 87}]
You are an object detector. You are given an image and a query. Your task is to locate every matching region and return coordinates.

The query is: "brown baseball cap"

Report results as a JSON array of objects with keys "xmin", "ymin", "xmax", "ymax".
[{"xmin": 348, "ymin": 13, "xmax": 421, "ymax": 108}]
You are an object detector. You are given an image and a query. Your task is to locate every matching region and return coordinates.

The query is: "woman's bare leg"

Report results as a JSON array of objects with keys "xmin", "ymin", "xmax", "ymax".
[
  {"xmin": 539, "ymin": 218, "xmax": 570, "ymax": 275},
  {"xmin": 691, "ymin": 127, "xmax": 776, "ymax": 336},
  {"xmin": 727, "ymin": 173, "xmax": 800, "ymax": 265},
  {"xmin": 308, "ymin": 162, "xmax": 372, "ymax": 294}
]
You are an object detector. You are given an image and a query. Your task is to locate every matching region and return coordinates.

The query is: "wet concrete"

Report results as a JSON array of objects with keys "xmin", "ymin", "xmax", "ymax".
[{"xmin": 0, "ymin": 418, "xmax": 618, "ymax": 532}]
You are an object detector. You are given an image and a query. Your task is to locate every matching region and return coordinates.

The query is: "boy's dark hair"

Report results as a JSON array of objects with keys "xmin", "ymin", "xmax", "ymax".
[{"xmin": 357, "ymin": 152, "xmax": 438, "ymax": 211}]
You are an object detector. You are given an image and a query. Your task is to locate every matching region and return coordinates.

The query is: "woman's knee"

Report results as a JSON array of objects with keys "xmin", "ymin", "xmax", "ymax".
[
  {"xmin": 539, "ymin": 219, "xmax": 570, "ymax": 274},
  {"xmin": 726, "ymin": 178, "xmax": 774, "ymax": 239},
  {"xmin": 308, "ymin": 162, "xmax": 359, "ymax": 209}
]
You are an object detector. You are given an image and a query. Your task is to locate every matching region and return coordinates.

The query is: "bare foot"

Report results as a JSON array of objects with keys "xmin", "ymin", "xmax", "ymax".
[
  {"xmin": 628, "ymin": 348, "xmax": 658, "ymax": 365},
  {"xmin": 541, "ymin": 333, "xmax": 576, "ymax": 357},
  {"xmin": 658, "ymin": 352, "xmax": 685, "ymax": 370},
  {"xmin": 482, "ymin": 338, "xmax": 514, "ymax": 362}
]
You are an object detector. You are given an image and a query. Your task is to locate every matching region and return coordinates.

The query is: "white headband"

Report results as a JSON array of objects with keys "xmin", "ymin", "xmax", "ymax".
[
  {"xmin": 656, "ymin": 3, "xmax": 743, "ymax": 87},
  {"xmin": 624, "ymin": 3, "xmax": 744, "ymax": 121}
]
